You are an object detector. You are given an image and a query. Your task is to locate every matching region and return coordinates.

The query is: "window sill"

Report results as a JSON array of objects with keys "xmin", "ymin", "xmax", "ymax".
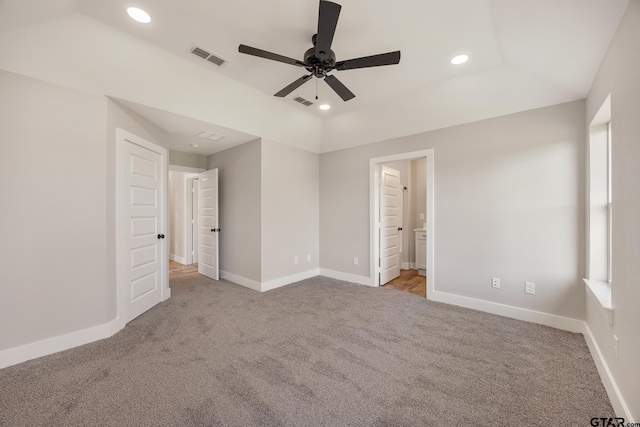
[{"xmin": 583, "ymin": 279, "xmax": 613, "ymax": 325}]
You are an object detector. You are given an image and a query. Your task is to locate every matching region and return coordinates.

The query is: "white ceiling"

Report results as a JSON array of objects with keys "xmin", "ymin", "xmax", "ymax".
[
  {"xmin": 0, "ymin": 0, "xmax": 629, "ymax": 154},
  {"xmin": 113, "ymin": 98, "xmax": 258, "ymax": 156}
]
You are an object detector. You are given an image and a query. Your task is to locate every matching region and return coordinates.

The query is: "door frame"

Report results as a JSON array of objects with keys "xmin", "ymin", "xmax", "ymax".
[
  {"xmin": 115, "ymin": 128, "xmax": 170, "ymax": 329},
  {"xmin": 369, "ymin": 149, "xmax": 435, "ymax": 298}
]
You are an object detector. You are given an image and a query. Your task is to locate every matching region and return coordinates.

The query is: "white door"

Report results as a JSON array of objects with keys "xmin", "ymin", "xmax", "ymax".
[
  {"xmin": 191, "ymin": 178, "xmax": 199, "ymax": 265},
  {"xmin": 123, "ymin": 139, "xmax": 165, "ymax": 322},
  {"xmin": 198, "ymin": 169, "xmax": 219, "ymax": 280},
  {"xmin": 380, "ymin": 165, "xmax": 401, "ymax": 285}
]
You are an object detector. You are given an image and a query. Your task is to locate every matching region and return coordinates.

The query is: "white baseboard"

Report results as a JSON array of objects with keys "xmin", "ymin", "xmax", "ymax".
[
  {"xmin": 582, "ymin": 323, "xmax": 633, "ymax": 421},
  {"xmin": 219, "ymin": 270, "xmax": 262, "ymax": 292},
  {"xmin": 0, "ymin": 319, "xmax": 121, "ymax": 370},
  {"xmin": 429, "ymin": 290, "xmax": 584, "ymax": 333},
  {"xmin": 319, "ymin": 268, "xmax": 373, "ymax": 287},
  {"xmin": 261, "ymin": 269, "xmax": 320, "ymax": 292},
  {"xmin": 401, "ymin": 262, "xmax": 411, "ymax": 270},
  {"xmin": 220, "ymin": 269, "xmax": 322, "ymax": 292},
  {"xmin": 169, "ymin": 254, "xmax": 187, "ymax": 264}
]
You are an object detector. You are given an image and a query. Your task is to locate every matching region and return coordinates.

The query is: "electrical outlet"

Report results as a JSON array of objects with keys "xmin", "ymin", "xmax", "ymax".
[
  {"xmin": 614, "ymin": 335, "xmax": 619, "ymax": 360},
  {"xmin": 525, "ymin": 282, "xmax": 535, "ymax": 295},
  {"xmin": 294, "ymin": 256, "xmax": 299, "ymax": 265},
  {"xmin": 307, "ymin": 254, "xmax": 311, "ymax": 262},
  {"xmin": 492, "ymin": 277, "xmax": 500, "ymax": 289},
  {"xmin": 353, "ymin": 257, "xmax": 359, "ymax": 266},
  {"xmin": 420, "ymin": 213, "xmax": 425, "ymax": 220}
]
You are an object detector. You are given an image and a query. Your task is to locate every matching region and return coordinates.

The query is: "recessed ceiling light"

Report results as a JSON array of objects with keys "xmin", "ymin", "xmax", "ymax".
[
  {"xmin": 191, "ymin": 143, "xmax": 199, "ymax": 148},
  {"xmin": 319, "ymin": 104, "xmax": 331, "ymax": 110},
  {"xmin": 450, "ymin": 54, "xmax": 469, "ymax": 65},
  {"xmin": 127, "ymin": 7, "xmax": 151, "ymax": 24}
]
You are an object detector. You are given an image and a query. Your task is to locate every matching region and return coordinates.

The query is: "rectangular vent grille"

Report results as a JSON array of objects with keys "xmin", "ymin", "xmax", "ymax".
[
  {"xmin": 293, "ymin": 96, "xmax": 313, "ymax": 107},
  {"xmin": 189, "ymin": 45, "xmax": 227, "ymax": 67}
]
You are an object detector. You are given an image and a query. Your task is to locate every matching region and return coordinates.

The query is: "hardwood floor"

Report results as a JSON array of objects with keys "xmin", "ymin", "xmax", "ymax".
[
  {"xmin": 169, "ymin": 260, "xmax": 198, "ymax": 279},
  {"xmin": 382, "ymin": 269, "xmax": 426, "ymax": 298}
]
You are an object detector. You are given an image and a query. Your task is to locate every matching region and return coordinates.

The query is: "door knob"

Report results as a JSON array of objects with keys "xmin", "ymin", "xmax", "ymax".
[
  {"xmin": 398, "ymin": 227, "xmax": 403, "ymax": 231},
  {"xmin": 157, "ymin": 234, "xmax": 165, "ymax": 239}
]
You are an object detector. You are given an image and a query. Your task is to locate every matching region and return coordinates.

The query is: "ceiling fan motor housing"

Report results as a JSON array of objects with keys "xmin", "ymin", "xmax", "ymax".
[{"xmin": 304, "ymin": 45, "xmax": 336, "ymax": 78}]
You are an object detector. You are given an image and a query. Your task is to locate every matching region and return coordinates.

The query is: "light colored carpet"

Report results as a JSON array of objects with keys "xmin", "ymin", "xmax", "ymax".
[{"xmin": 0, "ymin": 273, "xmax": 613, "ymax": 426}]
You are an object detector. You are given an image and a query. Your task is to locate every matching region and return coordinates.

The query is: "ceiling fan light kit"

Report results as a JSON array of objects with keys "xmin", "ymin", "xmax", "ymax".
[{"xmin": 238, "ymin": 0, "xmax": 401, "ymax": 102}]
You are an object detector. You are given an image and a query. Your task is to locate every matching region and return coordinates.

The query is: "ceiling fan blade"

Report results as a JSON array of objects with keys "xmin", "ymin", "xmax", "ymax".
[
  {"xmin": 315, "ymin": 1, "xmax": 341, "ymax": 60},
  {"xmin": 335, "ymin": 51, "xmax": 401, "ymax": 71},
  {"xmin": 239, "ymin": 44, "xmax": 305, "ymax": 67},
  {"xmin": 324, "ymin": 75, "xmax": 355, "ymax": 101},
  {"xmin": 274, "ymin": 75, "xmax": 313, "ymax": 97}
]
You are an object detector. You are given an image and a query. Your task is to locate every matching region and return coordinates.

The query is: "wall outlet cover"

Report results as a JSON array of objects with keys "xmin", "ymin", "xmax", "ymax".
[
  {"xmin": 492, "ymin": 277, "xmax": 500, "ymax": 289},
  {"xmin": 525, "ymin": 282, "xmax": 535, "ymax": 295}
]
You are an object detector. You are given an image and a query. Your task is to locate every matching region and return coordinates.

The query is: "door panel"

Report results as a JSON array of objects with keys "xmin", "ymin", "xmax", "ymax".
[
  {"xmin": 380, "ymin": 165, "xmax": 401, "ymax": 285},
  {"xmin": 124, "ymin": 141, "xmax": 164, "ymax": 322},
  {"xmin": 191, "ymin": 179, "xmax": 199, "ymax": 264},
  {"xmin": 198, "ymin": 169, "xmax": 219, "ymax": 280}
]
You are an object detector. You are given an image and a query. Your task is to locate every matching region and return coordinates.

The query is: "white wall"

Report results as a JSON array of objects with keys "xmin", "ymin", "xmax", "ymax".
[
  {"xmin": 261, "ymin": 140, "xmax": 319, "ymax": 282},
  {"xmin": 585, "ymin": 0, "xmax": 640, "ymax": 419},
  {"xmin": 207, "ymin": 140, "xmax": 262, "ymax": 283},
  {"xmin": 320, "ymin": 100, "xmax": 586, "ymax": 320},
  {"xmin": 0, "ymin": 70, "xmax": 109, "ymax": 351}
]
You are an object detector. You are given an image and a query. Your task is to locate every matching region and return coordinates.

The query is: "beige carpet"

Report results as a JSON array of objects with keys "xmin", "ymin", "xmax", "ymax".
[{"xmin": 0, "ymin": 273, "xmax": 614, "ymax": 426}]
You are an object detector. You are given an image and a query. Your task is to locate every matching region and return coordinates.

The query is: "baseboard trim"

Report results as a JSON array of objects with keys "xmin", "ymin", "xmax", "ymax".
[
  {"xmin": 582, "ymin": 323, "xmax": 633, "ymax": 420},
  {"xmin": 261, "ymin": 269, "xmax": 320, "ymax": 292},
  {"xmin": 0, "ymin": 319, "xmax": 120, "ymax": 370},
  {"xmin": 401, "ymin": 262, "xmax": 411, "ymax": 270},
  {"xmin": 429, "ymin": 290, "xmax": 584, "ymax": 333},
  {"xmin": 219, "ymin": 270, "xmax": 262, "ymax": 292},
  {"xmin": 169, "ymin": 254, "xmax": 187, "ymax": 264},
  {"xmin": 319, "ymin": 268, "xmax": 373, "ymax": 287}
]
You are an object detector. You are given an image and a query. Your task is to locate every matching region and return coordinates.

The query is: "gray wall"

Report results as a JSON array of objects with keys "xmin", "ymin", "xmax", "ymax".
[
  {"xmin": 0, "ymin": 70, "xmax": 109, "ymax": 351},
  {"xmin": 169, "ymin": 151, "xmax": 207, "ymax": 169},
  {"xmin": 261, "ymin": 140, "xmax": 319, "ymax": 281},
  {"xmin": 585, "ymin": 0, "xmax": 640, "ymax": 419},
  {"xmin": 207, "ymin": 140, "xmax": 262, "ymax": 282},
  {"xmin": 320, "ymin": 100, "xmax": 585, "ymax": 320}
]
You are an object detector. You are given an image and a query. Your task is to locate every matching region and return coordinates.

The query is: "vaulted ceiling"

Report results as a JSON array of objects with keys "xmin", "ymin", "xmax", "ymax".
[{"xmin": 0, "ymin": 0, "xmax": 629, "ymax": 154}]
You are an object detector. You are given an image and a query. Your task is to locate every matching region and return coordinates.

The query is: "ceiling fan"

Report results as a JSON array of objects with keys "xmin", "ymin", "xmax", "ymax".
[{"xmin": 238, "ymin": 0, "xmax": 401, "ymax": 102}]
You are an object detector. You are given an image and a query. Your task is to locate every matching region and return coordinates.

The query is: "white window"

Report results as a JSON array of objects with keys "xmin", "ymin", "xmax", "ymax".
[
  {"xmin": 585, "ymin": 95, "xmax": 613, "ymax": 324},
  {"xmin": 588, "ymin": 97, "xmax": 612, "ymax": 283}
]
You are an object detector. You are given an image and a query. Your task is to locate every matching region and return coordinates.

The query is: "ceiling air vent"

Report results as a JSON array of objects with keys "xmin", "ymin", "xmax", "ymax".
[
  {"xmin": 189, "ymin": 45, "xmax": 227, "ymax": 67},
  {"xmin": 293, "ymin": 96, "xmax": 313, "ymax": 107},
  {"xmin": 196, "ymin": 131, "xmax": 226, "ymax": 141}
]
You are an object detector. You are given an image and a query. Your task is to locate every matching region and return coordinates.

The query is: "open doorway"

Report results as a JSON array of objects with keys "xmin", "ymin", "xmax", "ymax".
[
  {"xmin": 370, "ymin": 149, "xmax": 434, "ymax": 299},
  {"xmin": 169, "ymin": 166, "xmax": 205, "ymax": 273}
]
